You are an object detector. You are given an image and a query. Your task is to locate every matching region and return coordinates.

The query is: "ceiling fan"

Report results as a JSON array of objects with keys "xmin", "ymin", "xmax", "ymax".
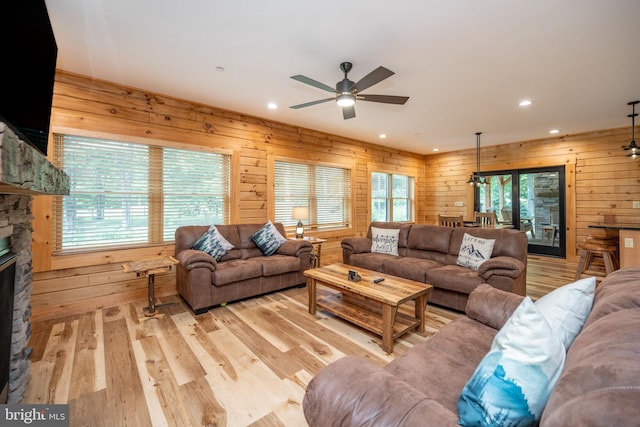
[{"xmin": 289, "ymin": 62, "xmax": 409, "ymax": 120}]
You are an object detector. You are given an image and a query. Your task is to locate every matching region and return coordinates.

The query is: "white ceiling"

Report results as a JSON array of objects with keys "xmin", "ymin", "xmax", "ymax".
[{"xmin": 45, "ymin": 0, "xmax": 640, "ymax": 154}]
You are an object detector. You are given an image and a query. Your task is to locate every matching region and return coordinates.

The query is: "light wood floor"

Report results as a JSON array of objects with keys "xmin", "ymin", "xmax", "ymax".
[{"xmin": 23, "ymin": 255, "xmax": 577, "ymax": 427}]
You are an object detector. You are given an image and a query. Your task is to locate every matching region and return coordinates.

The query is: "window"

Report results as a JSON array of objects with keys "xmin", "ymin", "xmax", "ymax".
[
  {"xmin": 274, "ymin": 160, "xmax": 352, "ymax": 231},
  {"xmin": 371, "ymin": 172, "xmax": 414, "ymax": 222},
  {"xmin": 53, "ymin": 134, "xmax": 231, "ymax": 251}
]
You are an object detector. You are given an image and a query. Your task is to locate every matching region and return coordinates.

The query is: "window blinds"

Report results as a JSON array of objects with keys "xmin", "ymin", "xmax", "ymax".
[
  {"xmin": 274, "ymin": 160, "xmax": 351, "ymax": 230},
  {"xmin": 53, "ymin": 134, "xmax": 230, "ymax": 251}
]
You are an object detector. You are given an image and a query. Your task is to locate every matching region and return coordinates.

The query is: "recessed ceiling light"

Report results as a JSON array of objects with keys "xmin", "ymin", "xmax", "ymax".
[
  {"xmin": 549, "ymin": 129, "xmax": 560, "ymax": 134},
  {"xmin": 519, "ymin": 99, "xmax": 533, "ymax": 107},
  {"xmin": 215, "ymin": 66, "xmax": 225, "ymax": 72},
  {"xmin": 433, "ymin": 148, "xmax": 440, "ymax": 152},
  {"xmin": 267, "ymin": 102, "xmax": 278, "ymax": 110},
  {"xmin": 379, "ymin": 134, "xmax": 387, "ymax": 139}
]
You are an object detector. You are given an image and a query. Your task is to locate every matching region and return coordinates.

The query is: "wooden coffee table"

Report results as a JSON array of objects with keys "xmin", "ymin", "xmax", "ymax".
[{"xmin": 304, "ymin": 263, "xmax": 433, "ymax": 353}]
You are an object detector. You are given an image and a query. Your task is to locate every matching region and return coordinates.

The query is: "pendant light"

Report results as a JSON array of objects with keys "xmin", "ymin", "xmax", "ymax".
[
  {"xmin": 624, "ymin": 100, "xmax": 639, "ymax": 159},
  {"xmin": 467, "ymin": 132, "xmax": 487, "ymax": 187}
]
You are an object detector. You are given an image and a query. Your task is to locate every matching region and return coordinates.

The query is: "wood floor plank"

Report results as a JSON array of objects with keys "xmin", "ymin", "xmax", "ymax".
[
  {"xmin": 270, "ymin": 378, "xmax": 308, "ymax": 427},
  {"xmin": 171, "ymin": 311, "xmax": 238, "ymax": 380},
  {"xmin": 27, "ymin": 317, "xmax": 58, "ymax": 362},
  {"xmin": 23, "ymin": 320, "xmax": 79, "ymax": 404},
  {"xmin": 230, "ymin": 298, "xmax": 341, "ymax": 359},
  {"xmin": 134, "ymin": 335, "xmax": 196, "ymax": 426},
  {"xmin": 248, "ymin": 412, "xmax": 286, "ymax": 427},
  {"xmin": 103, "ymin": 318, "xmax": 152, "ymax": 427},
  {"xmin": 202, "ymin": 327, "xmax": 287, "ymax": 426},
  {"xmin": 209, "ymin": 306, "xmax": 310, "ymax": 380},
  {"xmin": 69, "ymin": 389, "xmax": 108, "ymax": 427},
  {"xmin": 273, "ymin": 291, "xmax": 398, "ymax": 364},
  {"xmin": 134, "ymin": 306, "xmax": 208, "ymax": 386},
  {"xmin": 130, "ymin": 337, "xmax": 169, "ymax": 427},
  {"xmin": 68, "ymin": 311, "xmax": 104, "ymax": 400},
  {"xmin": 180, "ymin": 376, "xmax": 227, "ymax": 427}
]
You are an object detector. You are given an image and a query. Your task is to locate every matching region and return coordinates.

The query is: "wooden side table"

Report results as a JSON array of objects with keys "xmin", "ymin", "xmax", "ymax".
[
  {"xmin": 122, "ymin": 256, "xmax": 179, "ymax": 316},
  {"xmin": 289, "ymin": 236, "xmax": 326, "ymax": 268}
]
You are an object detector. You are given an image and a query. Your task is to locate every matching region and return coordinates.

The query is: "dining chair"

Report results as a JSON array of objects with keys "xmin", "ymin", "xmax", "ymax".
[
  {"xmin": 474, "ymin": 211, "xmax": 497, "ymax": 227},
  {"xmin": 438, "ymin": 214, "xmax": 464, "ymax": 227},
  {"xmin": 499, "ymin": 207, "xmax": 513, "ymax": 225}
]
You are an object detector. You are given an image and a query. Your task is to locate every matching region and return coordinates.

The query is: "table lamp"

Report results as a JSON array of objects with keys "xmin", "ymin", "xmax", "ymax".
[{"xmin": 292, "ymin": 206, "xmax": 309, "ymax": 239}]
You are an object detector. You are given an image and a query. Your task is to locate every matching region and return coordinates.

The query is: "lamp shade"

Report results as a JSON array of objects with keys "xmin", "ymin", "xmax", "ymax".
[{"xmin": 291, "ymin": 206, "xmax": 309, "ymax": 220}]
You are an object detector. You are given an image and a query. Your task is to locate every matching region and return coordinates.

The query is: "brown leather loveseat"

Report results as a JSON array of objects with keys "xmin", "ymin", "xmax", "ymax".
[
  {"xmin": 341, "ymin": 222, "xmax": 528, "ymax": 311},
  {"xmin": 175, "ymin": 223, "xmax": 313, "ymax": 314}
]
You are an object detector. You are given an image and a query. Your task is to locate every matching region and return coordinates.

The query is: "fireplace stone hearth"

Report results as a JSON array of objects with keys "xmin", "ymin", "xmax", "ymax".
[{"xmin": 0, "ymin": 122, "xmax": 69, "ymax": 403}]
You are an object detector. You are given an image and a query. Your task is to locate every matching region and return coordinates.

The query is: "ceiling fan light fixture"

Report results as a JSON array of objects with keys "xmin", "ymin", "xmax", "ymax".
[
  {"xmin": 289, "ymin": 63, "xmax": 407, "ymax": 119},
  {"xmin": 336, "ymin": 93, "xmax": 355, "ymax": 107}
]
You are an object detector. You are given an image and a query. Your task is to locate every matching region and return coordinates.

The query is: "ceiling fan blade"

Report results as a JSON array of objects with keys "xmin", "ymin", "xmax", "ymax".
[
  {"xmin": 290, "ymin": 75, "xmax": 336, "ymax": 93},
  {"xmin": 290, "ymin": 97, "xmax": 335, "ymax": 109},
  {"xmin": 342, "ymin": 105, "xmax": 356, "ymax": 120},
  {"xmin": 357, "ymin": 94, "xmax": 410, "ymax": 105},
  {"xmin": 353, "ymin": 66, "xmax": 395, "ymax": 93}
]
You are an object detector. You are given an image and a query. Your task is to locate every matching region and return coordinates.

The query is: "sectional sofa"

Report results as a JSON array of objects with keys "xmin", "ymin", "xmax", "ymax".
[
  {"xmin": 303, "ymin": 267, "xmax": 640, "ymax": 426},
  {"xmin": 341, "ymin": 222, "xmax": 528, "ymax": 311}
]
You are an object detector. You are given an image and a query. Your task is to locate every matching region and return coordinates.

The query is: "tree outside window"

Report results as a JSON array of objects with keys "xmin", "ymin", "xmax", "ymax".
[{"xmin": 371, "ymin": 172, "xmax": 414, "ymax": 222}]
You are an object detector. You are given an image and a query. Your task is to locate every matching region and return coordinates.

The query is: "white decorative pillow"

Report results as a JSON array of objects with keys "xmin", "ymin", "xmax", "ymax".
[
  {"xmin": 535, "ymin": 276, "xmax": 596, "ymax": 351},
  {"xmin": 457, "ymin": 233, "xmax": 495, "ymax": 270},
  {"xmin": 250, "ymin": 221, "xmax": 286, "ymax": 256},
  {"xmin": 457, "ymin": 297, "xmax": 566, "ymax": 427},
  {"xmin": 370, "ymin": 226, "xmax": 400, "ymax": 256},
  {"xmin": 191, "ymin": 225, "xmax": 234, "ymax": 261}
]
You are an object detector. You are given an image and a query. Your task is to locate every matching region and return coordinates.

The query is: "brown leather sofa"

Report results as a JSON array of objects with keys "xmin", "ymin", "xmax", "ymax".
[
  {"xmin": 175, "ymin": 223, "xmax": 313, "ymax": 314},
  {"xmin": 341, "ymin": 222, "xmax": 528, "ymax": 311},
  {"xmin": 303, "ymin": 267, "xmax": 640, "ymax": 426}
]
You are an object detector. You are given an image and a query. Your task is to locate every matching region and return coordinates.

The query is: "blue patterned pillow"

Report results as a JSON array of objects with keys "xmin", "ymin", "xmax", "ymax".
[
  {"xmin": 192, "ymin": 225, "xmax": 234, "ymax": 261},
  {"xmin": 251, "ymin": 221, "xmax": 286, "ymax": 256},
  {"xmin": 457, "ymin": 297, "xmax": 566, "ymax": 427}
]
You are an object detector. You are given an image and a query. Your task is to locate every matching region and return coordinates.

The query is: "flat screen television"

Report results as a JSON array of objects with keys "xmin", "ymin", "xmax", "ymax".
[{"xmin": 0, "ymin": 0, "xmax": 58, "ymax": 156}]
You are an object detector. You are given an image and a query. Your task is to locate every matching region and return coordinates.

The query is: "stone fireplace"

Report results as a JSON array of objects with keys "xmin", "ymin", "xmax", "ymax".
[{"xmin": 0, "ymin": 122, "xmax": 69, "ymax": 403}]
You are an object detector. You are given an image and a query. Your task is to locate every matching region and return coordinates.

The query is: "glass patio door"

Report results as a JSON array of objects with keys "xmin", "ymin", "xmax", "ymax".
[{"xmin": 476, "ymin": 166, "xmax": 565, "ymax": 257}]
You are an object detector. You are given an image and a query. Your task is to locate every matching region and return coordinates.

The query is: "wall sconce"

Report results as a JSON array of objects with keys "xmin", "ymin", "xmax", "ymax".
[
  {"xmin": 624, "ymin": 100, "xmax": 639, "ymax": 159},
  {"xmin": 291, "ymin": 206, "xmax": 309, "ymax": 238}
]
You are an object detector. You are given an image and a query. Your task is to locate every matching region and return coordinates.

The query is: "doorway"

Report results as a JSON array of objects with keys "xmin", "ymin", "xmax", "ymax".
[{"xmin": 475, "ymin": 166, "xmax": 566, "ymax": 257}]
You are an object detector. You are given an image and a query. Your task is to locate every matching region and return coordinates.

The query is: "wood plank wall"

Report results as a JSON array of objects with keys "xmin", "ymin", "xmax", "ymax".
[
  {"xmin": 30, "ymin": 71, "xmax": 640, "ymax": 322},
  {"xmin": 425, "ymin": 127, "xmax": 640, "ymax": 260},
  {"xmin": 30, "ymin": 71, "xmax": 425, "ymax": 321}
]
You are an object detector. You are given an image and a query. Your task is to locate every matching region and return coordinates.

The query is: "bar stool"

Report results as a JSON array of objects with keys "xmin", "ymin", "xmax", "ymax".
[{"xmin": 574, "ymin": 236, "xmax": 619, "ymax": 280}]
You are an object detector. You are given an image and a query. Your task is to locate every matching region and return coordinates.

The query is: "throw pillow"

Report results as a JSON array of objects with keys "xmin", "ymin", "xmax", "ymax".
[
  {"xmin": 251, "ymin": 221, "xmax": 286, "ymax": 256},
  {"xmin": 457, "ymin": 297, "xmax": 566, "ymax": 427},
  {"xmin": 456, "ymin": 233, "xmax": 495, "ymax": 270},
  {"xmin": 370, "ymin": 226, "xmax": 400, "ymax": 256},
  {"xmin": 535, "ymin": 276, "xmax": 596, "ymax": 351},
  {"xmin": 191, "ymin": 225, "xmax": 234, "ymax": 261}
]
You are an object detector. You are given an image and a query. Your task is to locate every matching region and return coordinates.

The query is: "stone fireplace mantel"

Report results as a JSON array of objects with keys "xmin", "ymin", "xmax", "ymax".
[
  {"xmin": 0, "ymin": 122, "xmax": 69, "ymax": 196},
  {"xmin": 0, "ymin": 122, "xmax": 69, "ymax": 403}
]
